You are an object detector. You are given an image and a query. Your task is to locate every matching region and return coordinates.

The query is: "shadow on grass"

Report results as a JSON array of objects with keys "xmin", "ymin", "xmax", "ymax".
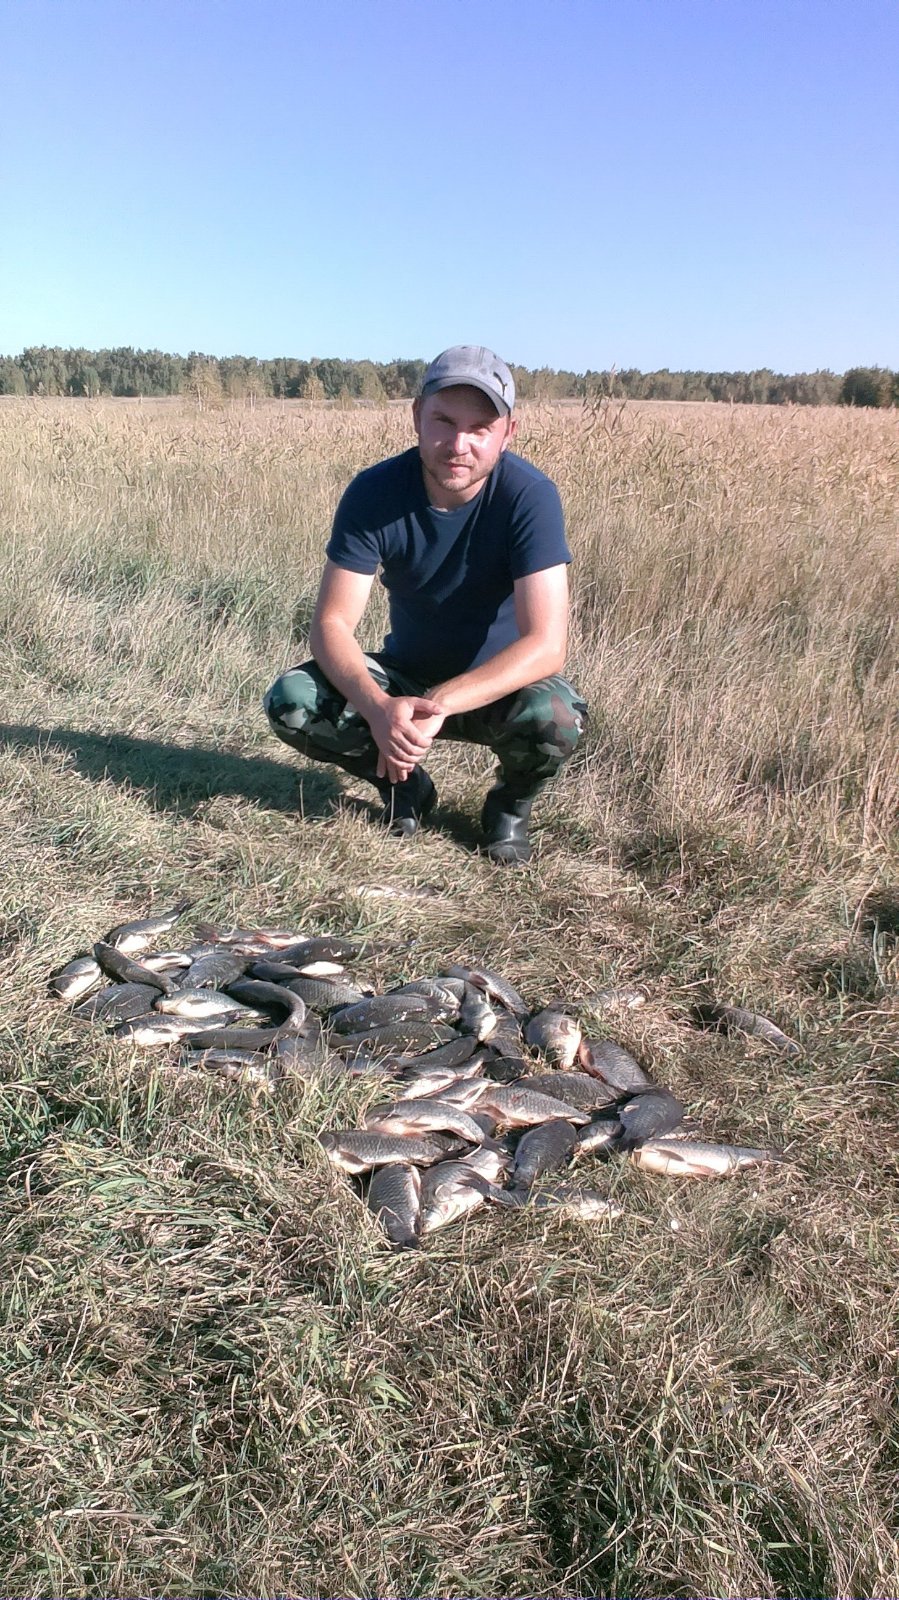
[{"xmin": 0, "ymin": 723, "xmax": 339, "ymax": 818}]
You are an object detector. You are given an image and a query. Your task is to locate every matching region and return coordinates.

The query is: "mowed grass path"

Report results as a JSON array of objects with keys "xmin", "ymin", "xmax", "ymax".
[{"xmin": 0, "ymin": 396, "xmax": 897, "ymax": 1599}]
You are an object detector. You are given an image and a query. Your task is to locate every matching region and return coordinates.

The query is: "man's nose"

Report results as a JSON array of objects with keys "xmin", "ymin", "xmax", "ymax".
[{"xmin": 450, "ymin": 430, "xmax": 471, "ymax": 455}]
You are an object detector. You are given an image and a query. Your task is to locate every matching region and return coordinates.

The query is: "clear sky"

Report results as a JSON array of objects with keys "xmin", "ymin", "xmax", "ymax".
[{"xmin": 2, "ymin": 0, "xmax": 897, "ymax": 373}]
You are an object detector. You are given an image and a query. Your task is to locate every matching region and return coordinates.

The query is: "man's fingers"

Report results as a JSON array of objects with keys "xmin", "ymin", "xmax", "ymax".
[{"xmin": 376, "ymin": 752, "xmax": 387, "ymax": 780}]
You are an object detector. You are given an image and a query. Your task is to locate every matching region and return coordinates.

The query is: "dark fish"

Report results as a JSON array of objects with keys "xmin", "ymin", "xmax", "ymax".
[
  {"xmin": 693, "ymin": 1003, "xmax": 800, "ymax": 1056},
  {"xmin": 525, "ymin": 1071, "xmax": 620, "ymax": 1111},
  {"xmin": 478, "ymin": 1083, "xmax": 591, "ymax": 1128},
  {"xmin": 224, "ymin": 978, "xmax": 307, "ymax": 1030},
  {"xmin": 573, "ymin": 1118, "xmax": 623, "ymax": 1158},
  {"xmin": 72, "ymin": 981, "xmax": 162, "ymax": 1023},
  {"xmin": 276, "ymin": 936, "xmax": 363, "ymax": 968},
  {"xmin": 319, "ymin": 1130, "xmax": 454, "ymax": 1174},
  {"xmin": 141, "ymin": 950, "xmax": 193, "ymax": 972},
  {"xmin": 366, "ymin": 1164, "xmax": 422, "ymax": 1250},
  {"xmin": 511, "ymin": 1119, "xmax": 578, "ymax": 1190},
  {"xmin": 584, "ymin": 986, "xmax": 647, "ymax": 1011},
  {"xmin": 331, "ymin": 994, "xmax": 438, "ymax": 1034},
  {"xmin": 184, "ymin": 950, "xmax": 250, "ymax": 989},
  {"xmin": 104, "ymin": 898, "xmax": 193, "ymax": 954},
  {"xmin": 442, "ymin": 963, "xmax": 529, "ymax": 1018},
  {"xmin": 485, "ymin": 1012, "xmax": 525, "ymax": 1057},
  {"xmin": 578, "ymin": 1038, "xmax": 655, "ymax": 1093},
  {"xmin": 632, "ymin": 1138, "xmax": 785, "ymax": 1177},
  {"xmin": 93, "ymin": 941, "xmax": 175, "ymax": 995},
  {"xmin": 392, "ymin": 1036, "xmax": 478, "ymax": 1073},
  {"xmin": 618, "ymin": 1088, "xmax": 685, "ymax": 1147},
  {"xmin": 525, "ymin": 1006, "xmax": 582, "ymax": 1065},
  {"xmin": 459, "ymin": 984, "xmax": 498, "ymax": 1040},
  {"xmin": 283, "ymin": 975, "xmax": 372, "ymax": 1010},
  {"xmin": 391, "ymin": 977, "xmax": 466, "ymax": 1008},
  {"xmin": 333, "ymin": 1021, "xmax": 456, "ymax": 1053},
  {"xmin": 184, "ymin": 1025, "xmax": 285, "ymax": 1050},
  {"xmin": 420, "ymin": 1162, "xmax": 515, "ymax": 1234},
  {"xmin": 483, "ymin": 1055, "xmax": 531, "ymax": 1083},
  {"xmin": 50, "ymin": 955, "xmax": 102, "ymax": 1001}
]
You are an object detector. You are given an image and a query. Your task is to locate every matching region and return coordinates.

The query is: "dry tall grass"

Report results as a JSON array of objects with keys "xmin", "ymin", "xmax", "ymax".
[{"xmin": 0, "ymin": 396, "xmax": 897, "ymax": 1599}]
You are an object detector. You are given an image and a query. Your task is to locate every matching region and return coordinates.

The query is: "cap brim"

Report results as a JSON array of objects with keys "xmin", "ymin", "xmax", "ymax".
[{"xmin": 420, "ymin": 377, "xmax": 510, "ymax": 416}]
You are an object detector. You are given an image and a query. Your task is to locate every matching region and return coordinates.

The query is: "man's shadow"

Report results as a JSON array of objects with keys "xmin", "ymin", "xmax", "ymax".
[{"xmin": 0, "ymin": 724, "xmax": 339, "ymax": 818}]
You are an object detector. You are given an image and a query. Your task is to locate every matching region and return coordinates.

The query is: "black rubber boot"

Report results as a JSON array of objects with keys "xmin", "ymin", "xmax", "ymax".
[
  {"xmin": 480, "ymin": 782, "xmax": 543, "ymax": 866},
  {"xmin": 375, "ymin": 767, "xmax": 437, "ymax": 838}
]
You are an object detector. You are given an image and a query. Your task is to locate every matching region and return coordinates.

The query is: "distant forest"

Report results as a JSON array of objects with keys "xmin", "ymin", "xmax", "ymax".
[{"xmin": 1, "ymin": 347, "xmax": 896, "ymax": 407}]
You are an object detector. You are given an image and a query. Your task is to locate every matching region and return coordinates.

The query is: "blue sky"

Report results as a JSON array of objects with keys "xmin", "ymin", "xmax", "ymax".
[{"xmin": 2, "ymin": 0, "xmax": 897, "ymax": 372}]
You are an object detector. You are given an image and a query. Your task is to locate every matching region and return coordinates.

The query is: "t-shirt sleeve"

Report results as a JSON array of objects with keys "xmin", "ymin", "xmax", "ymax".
[
  {"xmin": 325, "ymin": 477, "xmax": 382, "ymax": 575},
  {"xmin": 508, "ymin": 474, "xmax": 571, "ymax": 580}
]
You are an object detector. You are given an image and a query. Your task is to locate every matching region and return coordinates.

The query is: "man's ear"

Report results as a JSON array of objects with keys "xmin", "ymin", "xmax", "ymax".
[
  {"xmin": 411, "ymin": 397, "xmax": 422, "ymax": 433},
  {"xmin": 501, "ymin": 414, "xmax": 518, "ymax": 452}
]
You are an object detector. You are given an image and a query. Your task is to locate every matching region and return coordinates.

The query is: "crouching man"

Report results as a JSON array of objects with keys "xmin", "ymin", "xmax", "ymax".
[{"xmin": 264, "ymin": 345, "xmax": 587, "ymax": 866}]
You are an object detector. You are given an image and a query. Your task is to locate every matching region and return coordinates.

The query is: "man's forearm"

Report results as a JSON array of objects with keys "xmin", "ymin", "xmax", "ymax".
[
  {"xmin": 309, "ymin": 617, "xmax": 388, "ymax": 720},
  {"xmin": 431, "ymin": 635, "xmax": 565, "ymax": 717}
]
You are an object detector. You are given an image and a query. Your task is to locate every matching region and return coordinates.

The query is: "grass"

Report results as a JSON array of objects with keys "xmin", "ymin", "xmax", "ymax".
[{"xmin": 0, "ymin": 394, "xmax": 897, "ymax": 1598}]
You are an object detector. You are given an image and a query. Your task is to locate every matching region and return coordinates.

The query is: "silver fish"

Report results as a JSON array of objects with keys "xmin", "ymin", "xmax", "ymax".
[
  {"xmin": 459, "ymin": 1143, "xmax": 512, "ymax": 1183},
  {"xmin": 525, "ymin": 1071, "xmax": 620, "ymax": 1112},
  {"xmin": 364, "ymin": 1098, "xmax": 487, "ymax": 1144},
  {"xmin": 694, "ymin": 1003, "xmax": 800, "ymax": 1056},
  {"xmin": 276, "ymin": 936, "xmax": 363, "ymax": 968},
  {"xmin": 104, "ymin": 898, "xmax": 193, "ymax": 954},
  {"xmin": 141, "ymin": 950, "xmax": 193, "ymax": 972},
  {"xmin": 319, "ymin": 1130, "xmax": 453, "ymax": 1174},
  {"xmin": 509, "ymin": 1186, "xmax": 623, "ymax": 1222},
  {"xmin": 113, "ymin": 1014, "xmax": 209, "ymax": 1047},
  {"xmin": 442, "ymin": 963, "xmax": 529, "ymax": 1019},
  {"xmin": 49, "ymin": 955, "xmax": 102, "ymax": 1001},
  {"xmin": 511, "ymin": 1119, "xmax": 578, "ymax": 1190},
  {"xmin": 486, "ymin": 1012, "xmax": 525, "ymax": 1057},
  {"xmin": 184, "ymin": 950, "xmax": 250, "ymax": 989},
  {"xmin": 224, "ymin": 978, "xmax": 307, "ymax": 1031},
  {"xmin": 249, "ymin": 957, "xmax": 345, "ymax": 982},
  {"xmin": 366, "ymin": 1164, "xmax": 422, "ymax": 1250},
  {"xmin": 573, "ymin": 1118, "xmax": 623, "ymax": 1158},
  {"xmin": 93, "ymin": 941, "xmax": 175, "ymax": 995},
  {"xmin": 525, "ymin": 1007, "xmax": 582, "ymax": 1066},
  {"xmin": 185, "ymin": 1048, "xmax": 281, "ymax": 1090},
  {"xmin": 479, "ymin": 1083, "xmax": 590, "ymax": 1129},
  {"xmin": 153, "ymin": 988, "xmax": 257, "ymax": 1020},
  {"xmin": 631, "ymin": 1138, "xmax": 784, "ymax": 1178},
  {"xmin": 184, "ymin": 1024, "xmax": 286, "ymax": 1051},
  {"xmin": 284, "ymin": 976, "xmax": 372, "ymax": 1011},
  {"xmin": 420, "ymin": 1162, "xmax": 514, "ymax": 1234},
  {"xmin": 331, "ymin": 994, "xmax": 437, "ymax": 1034},
  {"xmin": 459, "ymin": 984, "xmax": 498, "ymax": 1041},
  {"xmin": 578, "ymin": 1038, "xmax": 655, "ymax": 1093},
  {"xmin": 195, "ymin": 922, "xmax": 309, "ymax": 949}
]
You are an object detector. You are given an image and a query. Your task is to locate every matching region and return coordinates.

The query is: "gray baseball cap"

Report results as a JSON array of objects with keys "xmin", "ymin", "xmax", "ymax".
[{"xmin": 420, "ymin": 345, "xmax": 515, "ymax": 415}]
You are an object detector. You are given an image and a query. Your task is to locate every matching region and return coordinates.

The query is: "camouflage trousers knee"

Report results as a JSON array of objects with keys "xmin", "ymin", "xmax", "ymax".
[{"xmin": 263, "ymin": 653, "xmax": 588, "ymax": 796}]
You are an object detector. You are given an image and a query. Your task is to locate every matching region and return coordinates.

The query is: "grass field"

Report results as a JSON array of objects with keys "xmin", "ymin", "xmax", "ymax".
[{"xmin": 0, "ymin": 394, "xmax": 897, "ymax": 1599}]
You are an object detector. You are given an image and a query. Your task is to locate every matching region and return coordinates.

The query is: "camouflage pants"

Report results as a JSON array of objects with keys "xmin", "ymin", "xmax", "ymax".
[{"xmin": 263, "ymin": 654, "xmax": 587, "ymax": 796}]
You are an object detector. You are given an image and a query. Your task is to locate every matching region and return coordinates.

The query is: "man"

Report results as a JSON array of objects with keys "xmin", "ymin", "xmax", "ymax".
[{"xmin": 263, "ymin": 345, "xmax": 587, "ymax": 865}]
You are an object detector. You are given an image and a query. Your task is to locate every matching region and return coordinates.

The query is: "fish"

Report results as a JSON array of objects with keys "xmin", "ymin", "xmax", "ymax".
[
  {"xmin": 525, "ymin": 1007, "xmax": 582, "ymax": 1066},
  {"xmin": 274, "ymin": 1029, "xmax": 326, "ymax": 1067},
  {"xmin": 333, "ymin": 1021, "xmax": 457, "ymax": 1053},
  {"xmin": 185, "ymin": 1048, "xmax": 281, "ymax": 1090},
  {"xmin": 366, "ymin": 1164, "xmax": 422, "ymax": 1250},
  {"xmin": 183, "ymin": 950, "xmax": 251, "ymax": 989},
  {"xmin": 572, "ymin": 1118, "xmax": 623, "ymax": 1158},
  {"xmin": 319, "ymin": 1130, "xmax": 455, "ymax": 1174},
  {"xmin": 508, "ymin": 1185, "xmax": 623, "ymax": 1221},
  {"xmin": 224, "ymin": 978, "xmax": 307, "ymax": 1031},
  {"xmin": 391, "ymin": 1036, "xmax": 479, "ymax": 1073},
  {"xmin": 364, "ymin": 1098, "xmax": 487, "ymax": 1143},
  {"xmin": 459, "ymin": 984, "xmax": 498, "ymax": 1041},
  {"xmin": 390, "ymin": 977, "xmax": 466, "ymax": 1010},
  {"xmin": 486, "ymin": 1013, "xmax": 526, "ymax": 1057},
  {"xmin": 693, "ymin": 1003, "xmax": 800, "ymax": 1056},
  {"xmin": 153, "ymin": 988, "xmax": 258, "ymax": 1020},
  {"xmin": 477, "ymin": 1083, "xmax": 591, "ymax": 1128},
  {"xmin": 482, "ymin": 1055, "xmax": 531, "ymax": 1083},
  {"xmin": 194, "ymin": 922, "xmax": 309, "ymax": 949},
  {"xmin": 631, "ymin": 1137, "xmax": 785, "ymax": 1177},
  {"xmin": 426, "ymin": 1078, "xmax": 494, "ymax": 1110},
  {"xmin": 617, "ymin": 1088, "xmax": 685, "ymax": 1147},
  {"xmin": 92, "ymin": 941, "xmax": 176, "ymax": 995},
  {"xmin": 103, "ymin": 898, "xmax": 193, "ymax": 954},
  {"xmin": 356, "ymin": 884, "xmax": 441, "ymax": 901},
  {"xmin": 524, "ymin": 1071, "xmax": 620, "ymax": 1112},
  {"xmin": 585, "ymin": 986, "xmax": 647, "ymax": 1010},
  {"xmin": 113, "ymin": 1014, "xmax": 210, "ymax": 1046},
  {"xmin": 578, "ymin": 1038, "xmax": 655, "ymax": 1093},
  {"xmin": 49, "ymin": 955, "xmax": 103, "ymax": 1001},
  {"xmin": 276, "ymin": 936, "xmax": 364, "ymax": 969},
  {"xmin": 141, "ymin": 951, "xmax": 193, "ymax": 972},
  {"xmin": 459, "ymin": 1142, "xmax": 512, "ymax": 1182},
  {"xmin": 442, "ymin": 963, "xmax": 529, "ymax": 1019},
  {"xmin": 420, "ymin": 1162, "xmax": 515, "ymax": 1234},
  {"xmin": 72, "ymin": 982, "xmax": 163, "ymax": 1023},
  {"xmin": 183, "ymin": 1025, "xmax": 286, "ymax": 1051},
  {"xmin": 283, "ymin": 976, "xmax": 372, "ymax": 1010},
  {"xmin": 510, "ymin": 1119, "xmax": 578, "ymax": 1189},
  {"xmin": 331, "ymin": 994, "xmax": 439, "ymax": 1034}
]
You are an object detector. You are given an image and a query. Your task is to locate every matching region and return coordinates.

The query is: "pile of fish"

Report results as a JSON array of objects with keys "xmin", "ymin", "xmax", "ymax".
[{"xmin": 50, "ymin": 899, "xmax": 788, "ymax": 1248}]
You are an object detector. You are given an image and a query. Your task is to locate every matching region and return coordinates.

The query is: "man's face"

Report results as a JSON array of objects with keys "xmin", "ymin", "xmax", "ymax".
[{"xmin": 413, "ymin": 385, "xmax": 517, "ymax": 508}]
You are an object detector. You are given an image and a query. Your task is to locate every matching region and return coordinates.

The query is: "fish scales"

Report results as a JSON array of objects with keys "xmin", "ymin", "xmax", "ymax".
[
  {"xmin": 104, "ymin": 898, "xmax": 193, "ymax": 954},
  {"xmin": 511, "ymin": 1119, "xmax": 578, "ymax": 1189},
  {"xmin": 366, "ymin": 1164, "xmax": 422, "ymax": 1250}
]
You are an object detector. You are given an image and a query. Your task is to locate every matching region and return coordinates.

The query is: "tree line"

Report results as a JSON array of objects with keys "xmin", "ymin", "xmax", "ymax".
[{"xmin": 0, "ymin": 347, "xmax": 896, "ymax": 407}]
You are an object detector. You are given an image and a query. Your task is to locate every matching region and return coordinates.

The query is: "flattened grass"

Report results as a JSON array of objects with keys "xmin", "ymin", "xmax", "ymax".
[{"xmin": 0, "ymin": 396, "xmax": 897, "ymax": 1598}]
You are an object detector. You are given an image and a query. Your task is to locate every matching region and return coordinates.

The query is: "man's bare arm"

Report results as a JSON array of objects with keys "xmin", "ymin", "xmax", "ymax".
[{"xmin": 429, "ymin": 565, "xmax": 569, "ymax": 717}]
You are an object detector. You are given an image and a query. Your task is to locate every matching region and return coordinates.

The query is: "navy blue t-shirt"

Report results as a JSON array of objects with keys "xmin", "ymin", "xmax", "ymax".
[{"xmin": 325, "ymin": 446, "xmax": 570, "ymax": 683}]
